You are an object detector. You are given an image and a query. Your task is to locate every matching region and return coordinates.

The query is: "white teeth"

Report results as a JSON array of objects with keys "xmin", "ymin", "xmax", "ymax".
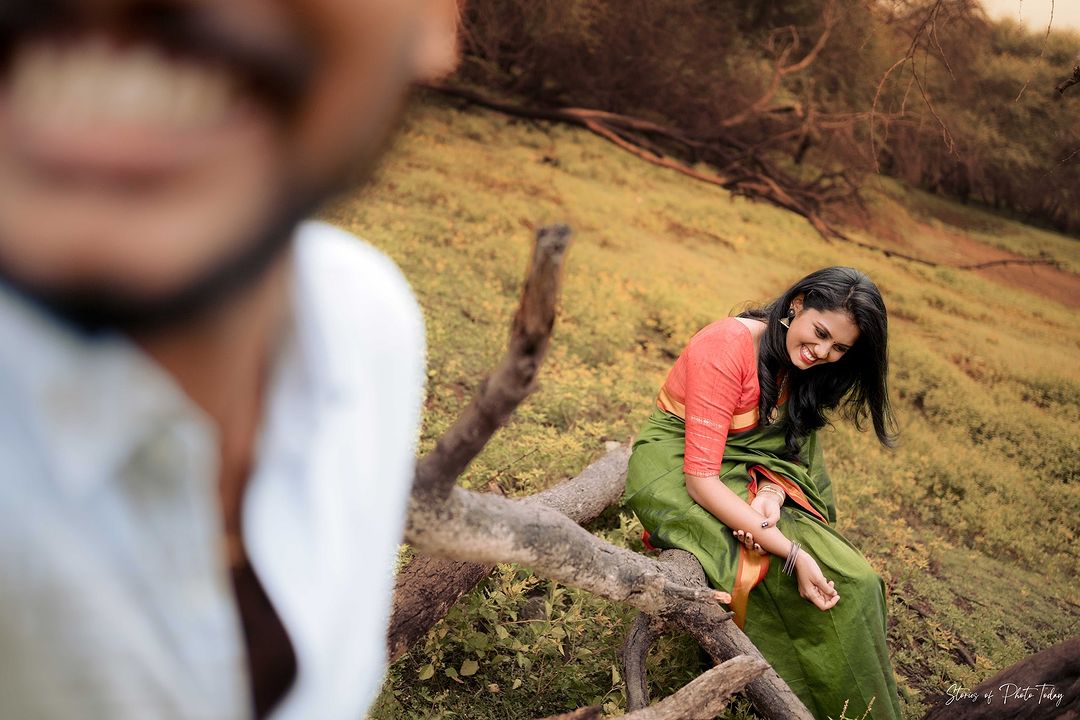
[
  {"xmin": 10, "ymin": 45, "xmax": 61, "ymax": 117},
  {"xmin": 8, "ymin": 37, "xmax": 236, "ymax": 131},
  {"xmin": 172, "ymin": 62, "xmax": 231, "ymax": 126}
]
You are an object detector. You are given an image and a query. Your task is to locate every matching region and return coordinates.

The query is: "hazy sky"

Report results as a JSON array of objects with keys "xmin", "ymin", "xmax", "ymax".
[{"xmin": 980, "ymin": 0, "xmax": 1080, "ymax": 32}]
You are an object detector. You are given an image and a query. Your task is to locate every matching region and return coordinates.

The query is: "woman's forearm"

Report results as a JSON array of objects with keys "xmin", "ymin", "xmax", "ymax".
[{"xmin": 685, "ymin": 474, "xmax": 795, "ymax": 558}]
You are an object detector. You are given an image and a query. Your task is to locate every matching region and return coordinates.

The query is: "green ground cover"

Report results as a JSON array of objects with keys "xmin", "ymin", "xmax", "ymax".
[{"xmin": 320, "ymin": 94, "xmax": 1079, "ymax": 720}]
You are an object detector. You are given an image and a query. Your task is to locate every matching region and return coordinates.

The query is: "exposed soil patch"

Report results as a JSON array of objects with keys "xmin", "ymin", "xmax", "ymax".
[
  {"xmin": 944, "ymin": 230, "xmax": 1078, "ymax": 309},
  {"xmin": 848, "ymin": 203, "xmax": 1080, "ymax": 308}
]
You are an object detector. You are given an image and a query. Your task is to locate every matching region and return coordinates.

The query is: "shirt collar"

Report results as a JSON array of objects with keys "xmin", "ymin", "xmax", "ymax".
[{"xmin": 289, "ymin": 225, "xmax": 363, "ymax": 408}]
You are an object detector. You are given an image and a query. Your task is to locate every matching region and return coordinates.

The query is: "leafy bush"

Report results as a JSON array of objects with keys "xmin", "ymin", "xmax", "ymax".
[{"xmin": 455, "ymin": 0, "xmax": 1080, "ymax": 235}]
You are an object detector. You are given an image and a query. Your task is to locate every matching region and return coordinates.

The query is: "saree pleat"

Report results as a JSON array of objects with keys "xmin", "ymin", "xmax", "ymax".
[{"xmin": 624, "ymin": 408, "xmax": 902, "ymax": 720}]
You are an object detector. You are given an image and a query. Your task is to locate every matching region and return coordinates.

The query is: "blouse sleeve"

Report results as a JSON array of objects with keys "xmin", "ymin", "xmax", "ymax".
[{"xmin": 681, "ymin": 321, "xmax": 753, "ymax": 478}]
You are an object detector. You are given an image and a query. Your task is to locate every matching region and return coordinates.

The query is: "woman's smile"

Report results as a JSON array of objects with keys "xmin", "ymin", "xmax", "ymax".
[{"xmin": 800, "ymin": 345, "xmax": 818, "ymax": 365}]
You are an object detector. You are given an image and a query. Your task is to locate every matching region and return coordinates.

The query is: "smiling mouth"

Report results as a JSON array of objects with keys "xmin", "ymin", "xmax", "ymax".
[
  {"xmin": 0, "ymin": 4, "xmax": 313, "ymax": 182},
  {"xmin": 13, "ymin": 38, "xmax": 239, "ymax": 135},
  {"xmin": 800, "ymin": 346, "xmax": 818, "ymax": 365}
]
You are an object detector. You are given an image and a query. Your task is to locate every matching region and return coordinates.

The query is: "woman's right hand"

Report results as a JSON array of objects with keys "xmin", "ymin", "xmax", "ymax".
[{"xmin": 793, "ymin": 551, "xmax": 840, "ymax": 610}]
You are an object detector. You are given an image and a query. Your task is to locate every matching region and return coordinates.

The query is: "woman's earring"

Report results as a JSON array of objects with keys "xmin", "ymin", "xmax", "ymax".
[{"xmin": 780, "ymin": 308, "xmax": 794, "ymax": 328}]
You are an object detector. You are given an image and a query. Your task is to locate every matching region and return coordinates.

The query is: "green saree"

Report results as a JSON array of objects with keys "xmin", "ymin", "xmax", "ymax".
[{"xmin": 624, "ymin": 407, "xmax": 903, "ymax": 720}]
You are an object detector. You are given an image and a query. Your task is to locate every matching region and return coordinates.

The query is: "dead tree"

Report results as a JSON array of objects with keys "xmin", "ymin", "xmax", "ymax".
[
  {"xmin": 418, "ymin": 84, "xmax": 1058, "ymax": 274},
  {"xmin": 400, "ymin": 224, "xmax": 814, "ymax": 719},
  {"xmin": 425, "ymin": 1, "xmax": 860, "ymax": 245}
]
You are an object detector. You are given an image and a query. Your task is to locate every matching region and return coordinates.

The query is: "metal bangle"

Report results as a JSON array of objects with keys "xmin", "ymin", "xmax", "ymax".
[
  {"xmin": 782, "ymin": 541, "xmax": 800, "ymax": 576},
  {"xmin": 786, "ymin": 546, "xmax": 803, "ymax": 574},
  {"xmin": 758, "ymin": 484, "xmax": 786, "ymax": 502}
]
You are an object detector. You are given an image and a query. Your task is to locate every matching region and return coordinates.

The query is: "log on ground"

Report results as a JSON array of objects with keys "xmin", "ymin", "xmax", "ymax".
[{"xmin": 388, "ymin": 445, "xmax": 631, "ymax": 663}]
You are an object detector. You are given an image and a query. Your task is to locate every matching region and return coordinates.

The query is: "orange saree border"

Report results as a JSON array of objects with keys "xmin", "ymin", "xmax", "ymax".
[{"xmin": 730, "ymin": 541, "xmax": 771, "ymax": 629}]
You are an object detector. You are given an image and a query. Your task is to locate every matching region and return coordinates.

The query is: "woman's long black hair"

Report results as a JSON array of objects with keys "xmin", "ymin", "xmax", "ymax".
[{"xmin": 736, "ymin": 266, "xmax": 898, "ymax": 461}]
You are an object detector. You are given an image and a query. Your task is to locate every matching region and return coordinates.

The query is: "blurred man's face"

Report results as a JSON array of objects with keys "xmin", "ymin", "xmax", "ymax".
[{"xmin": 0, "ymin": 0, "xmax": 457, "ymax": 329}]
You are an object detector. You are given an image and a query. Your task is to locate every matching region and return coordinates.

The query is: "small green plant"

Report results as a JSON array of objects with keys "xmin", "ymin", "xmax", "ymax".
[{"xmin": 829, "ymin": 696, "xmax": 876, "ymax": 720}]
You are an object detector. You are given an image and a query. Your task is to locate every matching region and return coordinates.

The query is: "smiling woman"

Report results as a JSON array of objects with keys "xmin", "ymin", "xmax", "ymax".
[
  {"xmin": 742, "ymin": 266, "xmax": 896, "ymax": 459},
  {"xmin": 624, "ymin": 266, "xmax": 904, "ymax": 719}
]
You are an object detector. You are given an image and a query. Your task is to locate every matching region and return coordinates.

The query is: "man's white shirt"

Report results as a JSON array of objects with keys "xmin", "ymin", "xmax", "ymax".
[{"xmin": 0, "ymin": 221, "xmax": 426, "ymax": 719}]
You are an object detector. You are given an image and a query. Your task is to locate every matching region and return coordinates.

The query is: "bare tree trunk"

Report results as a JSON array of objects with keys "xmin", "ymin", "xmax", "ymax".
[
  {"xmin": 388, "ymin": 446, "xmax": 631, "ymax": 663},
  {"xmin": 920, "ymin": 635, "xmax": 1080, "ymax": 720}
]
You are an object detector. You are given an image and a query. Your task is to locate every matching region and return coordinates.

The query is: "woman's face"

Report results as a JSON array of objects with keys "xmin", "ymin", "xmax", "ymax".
[{"xmin": 785, "ymin": 296, "xmax": 859, "ymax": 370}]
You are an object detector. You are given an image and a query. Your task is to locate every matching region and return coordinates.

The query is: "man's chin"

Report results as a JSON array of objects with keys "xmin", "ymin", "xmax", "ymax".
[
  {"xmin": 1, "ymin": 279, "xmax": 224, "ymax": 337},
  {"xmin": 0, "ymin": 203, "xmax": 309, "ymax": 337}
]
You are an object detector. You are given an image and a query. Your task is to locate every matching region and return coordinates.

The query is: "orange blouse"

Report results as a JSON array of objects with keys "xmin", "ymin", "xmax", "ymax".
[{"xmin": 656, "ymin": 317, "xmax": 775, "ymax": 478}]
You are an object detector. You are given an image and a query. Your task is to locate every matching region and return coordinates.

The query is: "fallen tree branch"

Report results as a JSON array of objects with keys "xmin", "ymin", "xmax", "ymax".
[
  {"xmin": 621, "ymin": 655, "xmax": 770, "ymax": 720},
  {"xmin": 412, "ymin": 223, "xmax": 570, "ymax": 501},
  {"xmin": 406, "ymin": 487, "xmax": 729, "ymax": 616},
  {"xmin": 959, "ymin": 257, "xmax": 1061, "ymax": 270},
  {"xmin": 420, "ymin": 84, "xmax": 1064, "ymax": 275},
  {"xmin": 418, "ymin": 81, "xmax": 719, "ymax": 157},
  {"xmin": 621, "ymin": 611, "xmax": 662, "ymax": 710},
  {"xmin": 1055, "ymin": 65, "xmax": 1080, "ymax": 96},
  {"xmin": 540, "ymin": 656, "xmax": 769, "ymax": 720},
  {"xmin": 644, "ymin": 550, "xmax": 815, "ymax": 720},
  {"xmin": 388, "ymin": 445, "xmax": 631, "ymax": 663},
  {"xmin": 405, "ymin": 225, "xmax": 729, "ymax": 616},
  {"xmin": 817, "ymin": 232, "xmax": 1062, "ymax": 271},
  {"xmin": 420, "ymin": 82, "xmax": 855, "ymax": 242},
  {"xmin": 388, "ymin": 557, "xmax": 494, "ymax": 664}
]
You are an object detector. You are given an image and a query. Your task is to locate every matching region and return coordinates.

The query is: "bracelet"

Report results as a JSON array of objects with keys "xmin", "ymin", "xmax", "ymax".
[
  {"xmin": 782, "ymin": 541, "xmax": 801, "ymax": 576},
  {"xmin": 758, "ymin": 484, "xmax": 786, "ymax": 502}
]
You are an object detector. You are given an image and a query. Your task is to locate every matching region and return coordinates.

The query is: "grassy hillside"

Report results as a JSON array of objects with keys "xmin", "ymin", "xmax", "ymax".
[{"xmin": 321, "ymin": 93, "xmax": 1080, "ymax": 720}]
